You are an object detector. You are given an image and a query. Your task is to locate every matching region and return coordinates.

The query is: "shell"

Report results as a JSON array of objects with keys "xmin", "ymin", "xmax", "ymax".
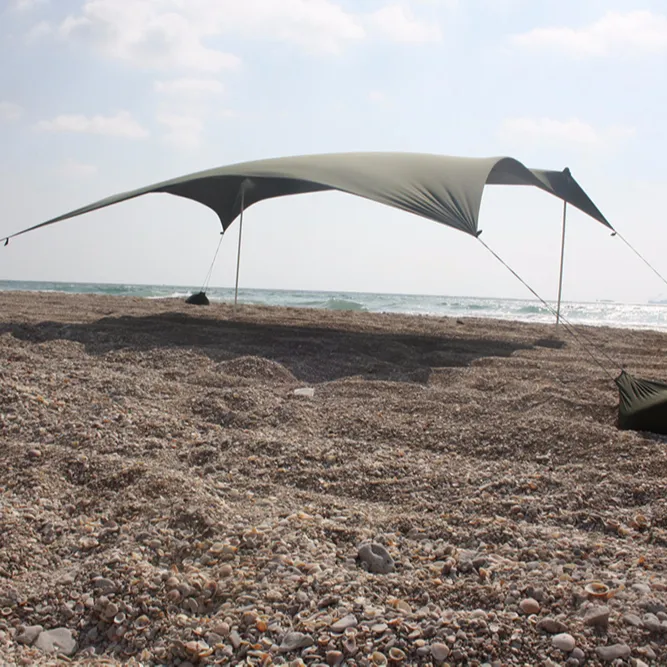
[{"xmin": 584, "ymin": 582, "xmax": 609, "ymax": 598}]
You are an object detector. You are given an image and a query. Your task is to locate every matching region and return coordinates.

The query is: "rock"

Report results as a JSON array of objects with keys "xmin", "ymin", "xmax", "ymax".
[
  {"xmin": 537, "ymin": 617, "xmax": 568, "ymax": 634},
  {"xmin": 34, "ymin": 628, "xmax": 76, "ymax": 656},
  {"xmin": 632, "ymin": 583, "xmax": 651, "ymax": 595},
  {"xmin": 641, "ymin": 613, "xmax": 662, "ymax": 633},
  {"xmin": 92, "ymin": 578, "xmax": 116, "ymax": 594},
  {"xmin": 630, "ymin": 659, "xmax": 649, "ymax": 667},
  {"xmin": 27, "ymin": 448, "xmax": 42, "ymax": 459},
  {"xmin": 552, "ymin": 633, "xmax": 576, "ymax": 652},
  {"xmin": 16, "ymin": 625, "xmax": 43, "ymax": 645},
  {"xmin": 431, "ymin": 642, "xmax": 450, "ymax": 663},
  {"xmin": 596, "ymin": 644, "xmax": 631, "ymax": 662},
  {"xmin": 571, "ymin": 648, "xmax": 585, "ymax": 661},
  {"xmin": 280, "ymin": 631, "xmax": 314, "ymax": 653},
  {"xmin": 357, "ymin": 543, "xmax": 394, "ymax": 574},
  {"xmin": 519, "ymin": 598, "xmax": 540, "ymax": 615},
  {"xmin": 622, "ymin": 613, "xmax": 642, "ymax": 627},
  {"xmin": 584, "ymin": 605, "xmax": 610, "ymax": 629},
  {"xmin": 330, "ymin": 614, "xmax": 358, "ymax": 633},
  {"xmin": 326, "ymin": 650, "xmax": 344, "ymax": 666}
]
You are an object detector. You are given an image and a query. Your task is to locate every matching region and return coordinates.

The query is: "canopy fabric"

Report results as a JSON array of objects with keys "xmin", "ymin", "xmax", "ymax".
[
  {"xmin": 616, "ymin": 370, "xmax": 667, "ymax": 435},
  {"xmin": 2, "ymin": 152, "xmax": 611, "ymax": 244}
]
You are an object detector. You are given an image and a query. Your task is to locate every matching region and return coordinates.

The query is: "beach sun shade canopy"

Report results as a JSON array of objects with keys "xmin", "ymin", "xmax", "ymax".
[
  {"xmin": 2, "ymin": 152, "xmax": 611, "ymax": 244},
  {"xmin": 616, "ymin": 371, "xmax": 667, "ymax": 435}
]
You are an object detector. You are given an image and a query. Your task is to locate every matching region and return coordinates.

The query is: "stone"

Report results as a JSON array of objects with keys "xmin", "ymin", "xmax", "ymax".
[
  {"xmin": 596, "ymin": 644, "xmax": 631, "ymax": 662},
  {"xmin": 552, "ymin": 633, "xmax": 576, "ymax": 652},
  {"xmin": 280, "ymin": 631, "xmax": 314, "ymax": 653},
  {"xmin": 641, "ymin": 613, "xmax": 662, "ymax": 633},
  {"xmin": 330, "ymin": 614, "xmax": 358, "ymax": 633},
  {"xmin": 622, "ymin": 613, "xmax": 642, "ymax": 627},
  {"xmin": 519, "ymin": 598, "xmax": 540, "ymax": 615},
  {"xmin": 27, "ymin": 448, "xmax": 42, "ymax": 459},
  {"xmin": 357, "ymin": 543, "xmax": 394, "ymax": 574},
  {"xmin": 430, "ymin": 642, "xmax": 450, "ymax": 663},
  {"xmin": 571, "ymin": 648, "xmax": 585, "ymax": 661},
  {"xmin": 34, "ymin": 628, "xmax": 76, "ymax": 656},
  {"xmin": 632, "ymin": 583, "xmax": 651, "ymax": 595},
  {"xmin": 16, "ymin": 625, "xmax": 43, "ymax": 645},
  {"xmin": 584, "ymin": 605, "xmax": 610, "ymax": 629},
  {"xmin": 630, "ymin": 660, "xmax": 649, "ymax": 667},
  {"xmin": 326, "ymin": 650, "xmax": 344, "ymax": 666},
  {"xmin": 537, "ymin": 617, "xmax": 568, "ymax": 634},
  {"xmin": 92, "ymin": 578, "xmax": 116, "ymax": 594}
]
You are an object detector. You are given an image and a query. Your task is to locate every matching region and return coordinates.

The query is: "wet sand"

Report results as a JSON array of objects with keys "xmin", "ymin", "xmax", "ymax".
[{"xmin": 0, "ymin": 292, "xmax": 665, "ymax": 666}]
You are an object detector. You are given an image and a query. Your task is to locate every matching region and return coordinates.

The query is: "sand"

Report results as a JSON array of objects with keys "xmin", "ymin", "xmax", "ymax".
[{"xmin": 0, "ymin": 291, "xmax": 665, "ymax": 666}]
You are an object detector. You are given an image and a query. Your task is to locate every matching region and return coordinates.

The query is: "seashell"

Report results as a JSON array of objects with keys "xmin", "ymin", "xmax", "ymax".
[
  {"xmin": 134, "ymin": 615, "xmax": 150, "ymax": 630},
  {"xmin": 584, "ymin": 582, "xmax": 609, "ymax": 598},
  {"xmin": 167, "ymin": 589, "xmax": 182, "ymax": 603},
  {"xmin": 372, "ymin": 651, "xmax": 388, "ymax": 665},
  {"xmin": 256, "ymin": 619, "xmax": 268, "ymax": 632},
  {"xmin": 114, "ymin": 612, "xmax": 126, "ymax": 625},
  {"xmin": 1, "ymin": 607, "xmax": 12, "ymax": 617},
  {"xmin": 389, "ymin": 647, "xmax": 406, "ymax": 663},
  {"xmin": 317, "ymin": 633, "xmax": 331, "ymax": 647},
  {"xmin": 165, "ymin": 576, "xmax": 180, "ymax": 588}
]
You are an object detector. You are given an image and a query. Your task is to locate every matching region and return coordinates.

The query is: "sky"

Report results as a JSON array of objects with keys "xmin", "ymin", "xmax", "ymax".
[{"xmin": 1, "ymin": 0, "xmax": 666, "ymax": 303}]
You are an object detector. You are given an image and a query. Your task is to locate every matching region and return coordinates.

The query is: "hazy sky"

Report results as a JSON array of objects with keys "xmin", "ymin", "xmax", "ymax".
[{"xmin": 1, "ymin": 0, "xmax": 666, "ymax": 303}]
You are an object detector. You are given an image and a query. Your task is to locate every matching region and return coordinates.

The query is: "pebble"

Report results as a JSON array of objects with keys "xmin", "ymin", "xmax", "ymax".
[
  {"xmin": 431, "ymin": 642, "xmax": 450, "ymax": 663},
  {"xmin": 584, "ymin": 605, "xmax": 610, "ymax": 629},
  {"xmin": 641, "ymin": 613, "xmax": 661, "ymax": 632},
  {"xmin": 519, "ymin": 598, "xmax": 540, "ymax": 615},
  {"xmin": 34, "ymin": 628, "xmax": 77, "ymax": 656},
  {"xmin": 596, "ymin": 644, "xmax": 631, "ymax": 662},
  {"xmin": 571, "ymin": 648, "xmax": 585, "ymax": 661},
  {"xmin": 552, "ymin": 633, "xmax": 576, "ymax": 652},
  {"xmin": 537, "ymin": 617, "xmax": 568, "ymax": 634},
  {"xmin": 330, "ymin": 614, "xmax": 358, "ymax": 633},
  {"xmin": 27, "ymin": 448, "xmax": 42, "ymax": 459},
  {"xmin": 622, "ymin": 613, "xmax": 642, "ymax": 627},
  {"xmin": 326, "ymin": 650, "xmax": 344, "ymax": 666},
  {"xmin": 357, "ymin": 543, "xmax": 395, "ymax": 574},
  {"xmin": 280, "ymin": 631, "xmax": 314, "ymax": 653},
  {"xmin": 16, "ymin": 625, "xmax": 43, "ymax": 645}
]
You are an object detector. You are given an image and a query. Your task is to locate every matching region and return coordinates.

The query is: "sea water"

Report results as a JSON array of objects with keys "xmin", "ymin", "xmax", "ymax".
[{"xmin": 2, "ymin": 280, "xmax": 667, "ymax": 332}]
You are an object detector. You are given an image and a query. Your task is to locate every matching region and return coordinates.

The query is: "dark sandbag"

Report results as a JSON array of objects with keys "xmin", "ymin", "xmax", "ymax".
[
  {"xmin": 185, "ymin": 291, "xmax": 210, "ymax": 306},
  {"xmin": 616, "ymin": 370, "xmax": 667, "ymax": 435}
]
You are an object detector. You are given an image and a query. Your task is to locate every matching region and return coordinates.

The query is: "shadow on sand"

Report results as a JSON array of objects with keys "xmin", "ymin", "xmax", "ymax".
[{"xmin": 0, "ymin": 311, "xmax": 535, "ymax": 384}]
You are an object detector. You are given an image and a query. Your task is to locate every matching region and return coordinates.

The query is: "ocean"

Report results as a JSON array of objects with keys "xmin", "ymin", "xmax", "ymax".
[{"xmin": 2, "ymin": 280, "xmax": 667, "ymax": 332}]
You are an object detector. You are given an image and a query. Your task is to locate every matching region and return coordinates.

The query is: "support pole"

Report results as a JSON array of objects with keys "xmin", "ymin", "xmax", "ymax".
[
  {"xmin": 556, "ymin": 198, "xmax": 568, "ymax": 327},
  {"xmin": 234, "ymin": 188, "xmax": 245, "ymax": 311}
]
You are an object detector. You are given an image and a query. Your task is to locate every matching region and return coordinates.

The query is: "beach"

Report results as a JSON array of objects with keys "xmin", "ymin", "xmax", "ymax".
[{"xmin": 0, "ymin": 291, "xmax": 665, "ymax": 666}]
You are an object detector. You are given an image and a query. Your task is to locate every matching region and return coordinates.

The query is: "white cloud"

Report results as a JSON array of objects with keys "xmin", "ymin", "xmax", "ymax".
[
  {"xmin": 58, "ymin": 1, "xmax": 241, "ymax": 72},
  {"xmin": 26, "ymin": 20, "xmax": 52, "ymax": 42},
  {"xmin": 158, "ymin": 113, "xmax": 203, "ymax": 149},
  {"xmin": 500, "ymin": 117, "xmax": 636, "ymax": 148},
  {"xmin": 512, "ymin": 10, "xmax": 667, "ymax": 57},
  {"xmin": 154, "ymin": 78, "xmax": 224, "ymax": 96},
  {"xmin": 59, "ymin": 159, "xmax": 98, "ymax": 178},
  {"xmin": 12, "ymin": 0, "xmax": 49, "ymax": 11},
  {"xmin": 368, "ymin": 90, "xmax": 388, "ymax": 104},
  {"xmin": 37, "ymin": 110, "xmax": 149, "ymax": 139},
  {"xmin": 368, "ymin": 4, "xmax": 441, "ymax": 43},
  {"xmin": 0, "ymin": 102, "xmax": 23, "ymax": 122},
  {"xmin": 55, "ymin": 0, "xmax": 444, "ymax": 69}
]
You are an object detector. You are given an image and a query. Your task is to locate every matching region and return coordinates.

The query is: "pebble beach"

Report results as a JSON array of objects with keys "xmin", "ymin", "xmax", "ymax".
[{"xmin": 0, "ymin": 291, "xmax": 666, "ymax": 666}]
